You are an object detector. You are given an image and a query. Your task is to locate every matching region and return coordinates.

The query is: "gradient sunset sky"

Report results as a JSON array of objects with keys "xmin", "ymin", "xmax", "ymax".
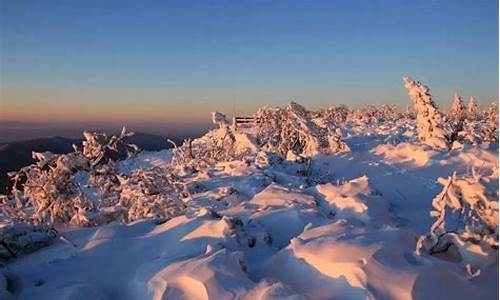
[{"xmin": 1, "ymin": 0, "xmax": 498, "ymax": 125}]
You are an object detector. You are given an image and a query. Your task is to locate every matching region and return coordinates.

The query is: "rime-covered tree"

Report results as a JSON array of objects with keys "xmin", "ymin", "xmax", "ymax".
[
  {"xmin": 448, "ymin": 92, "xmax": 466, "ymax": 143},
  {"xmin": 416, "ymin": 171, "xmax": 498, "ymax": 266},
  {"xmin": 482, "ymin": 101, "xmax": 499, "ymax": 143},
  {"xmin": 451, "ymin": 92, "xmax": 466, "ymax": 119},
  {"xmin": 456, "ymin": 100, "xmax": 498, "ymax": 145},
  {"xmin": 254, "ymin": 102, "xmax": 349, "ymax": 157},
  {"xmin": 467, "ymin": 96, "xmax": 479, "ymax": 118},
  {"xmin": 458, "ymin": 119, "xmax": 483, "ymax": 145},
  {"xmin": 2, "ymin": 128, "xmax": 186, "ymax": 227},
  {"xmin": 402, "ymin": 77, "xmax": 449, "ymax": 150},
  {"xmin": 322, "ymin": 105, "xmax": 350, "ymax": 124}
]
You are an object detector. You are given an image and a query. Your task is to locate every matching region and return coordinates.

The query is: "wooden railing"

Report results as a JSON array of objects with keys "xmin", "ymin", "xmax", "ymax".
[
  {"xmin": 232, "ymin": 116, "xmax": 260, "ymax": 129},
  {"xmin": 234, "ymin": 116, "xmax": 255, "ymax": 124}
]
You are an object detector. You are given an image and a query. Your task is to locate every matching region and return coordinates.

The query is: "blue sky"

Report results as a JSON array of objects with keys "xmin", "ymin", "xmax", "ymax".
[{"xmin": 1, "ymin": 0, "xmax": 498, "ymax": 124}]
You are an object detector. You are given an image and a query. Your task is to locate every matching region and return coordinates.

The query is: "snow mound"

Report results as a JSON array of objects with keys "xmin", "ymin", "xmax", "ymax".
[
  {"xmin": 259, "ymin": 221, "xmax": 495, "ymax": 300},
  {"xmin": 371, "ymin": 143, "xmax": 439, "ymax": 167},
  {"xmin": 249, "ymin": 183, "xmax": 317, "ymax": 208},
  {"xmin": 316, "ymin": 176, "xmax": 371, "ymax": 223},
  {"xmin": 147, "ymin": 249, "xmax": 241, "ymax": 300},
  {"xmin": 372, "ymin": 142, "xmax": 498, "ymax": 175}
]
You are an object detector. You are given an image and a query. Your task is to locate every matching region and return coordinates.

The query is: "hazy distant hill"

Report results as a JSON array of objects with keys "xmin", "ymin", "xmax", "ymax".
[{"xmin": 0, "ymin": 132, "xmax": 185, "ymax": 194}]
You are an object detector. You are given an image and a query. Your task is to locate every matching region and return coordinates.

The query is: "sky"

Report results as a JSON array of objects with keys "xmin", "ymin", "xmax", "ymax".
[{"xmin": 1, "ymin": 0, "xmax": 498, "ymax": 127}]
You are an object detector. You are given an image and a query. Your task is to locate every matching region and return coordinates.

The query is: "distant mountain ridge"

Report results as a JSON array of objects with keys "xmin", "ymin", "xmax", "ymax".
[{"xmin": 0, "ymin": 132, "xmax": 186, "ymax": 194}]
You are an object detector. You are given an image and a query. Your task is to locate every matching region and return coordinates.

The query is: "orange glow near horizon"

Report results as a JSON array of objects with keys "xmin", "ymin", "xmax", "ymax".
[{"xmin": 1, "ymin": 88, "xmax": 227, "ymax": 124}]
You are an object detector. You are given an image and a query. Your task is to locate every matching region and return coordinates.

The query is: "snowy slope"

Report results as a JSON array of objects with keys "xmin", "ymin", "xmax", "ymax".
[{"xmin": 1, "ymin": 133, "xmax": 498, "ymax": 300}]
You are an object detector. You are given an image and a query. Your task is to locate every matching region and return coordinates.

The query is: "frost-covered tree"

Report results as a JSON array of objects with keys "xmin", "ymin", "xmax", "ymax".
[
  {"xmin": 448, "ymin": 92, "xmax": 466, "ymax": 143},
  {"xmin": 174, "ymin": 102, "xmax": 350, "ymax": 166},
  {"xmin": 83, "ymin": 127, "xmax": 138, "ymax": 167},
  {"xmin": 457, "ymin": 119, "xmax": 483, "ymax": 145},
  {"xmin": 117, "ymin": 168, "xmax": 186, "ymax": 223},
  {"xmin": 454, "ymin": 100, "xmax": 498, "ymax": 145},
  {"xmin": 450, "ymin": 92, "xmax": 466, "ymax": 119},
  {"xmin": 171, "ymin": 121, "xmax": 258, "ymax": 172},
  {"xmin": 416, "ymin": 172, "xmax": 499, "ymax": 261},
  {"xmin": 347, "ymin": 105, "xmax": 401, "ymax": 124},
  {"xmin": 403, "ymin": 77, "xmax": 449, "ymax": 150},
  {"xmin": 322, "ymin": 105, "xmax": 350, "ymax": 124},
  {"xmin": 1, "ymin": 128, "xmax": 187, "ymax": 227},
  {"xmin": 376, "ymin": 104, "xmax": 401, "ymax": 122},
  {"xmin": 3, "ymin": 151, "xmax": 87, "ymax": 224},
  {"xmin": 467, "ymin": 96, "xmax": 479, "ymax": 118},
  {"xmin": 350, "ymin": 105, "xmax": 379, "ymax": 123},
  {"xmin": 254, "ymin": 102, "xmax": 349, "ymax": 157},
  {"xmin": 481, "ymin": 102, "xmax": 499, "ymax": 143}
]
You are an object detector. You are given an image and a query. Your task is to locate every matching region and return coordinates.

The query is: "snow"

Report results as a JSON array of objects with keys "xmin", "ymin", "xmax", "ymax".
[
  {"xmin": 116, "ymin": 150, "xmax": 173, "ymax": 175},
  {"xmin": 316, "ymin": 176, "xmax": 372, "ymax": 223},
  {"xmin": 0, "ymin": 98, "xmax": 498, "ymax": 299}
]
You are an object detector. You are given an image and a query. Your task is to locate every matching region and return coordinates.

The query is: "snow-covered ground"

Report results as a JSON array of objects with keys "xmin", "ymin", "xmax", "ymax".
[
  {"xmin": 0, "ymin": 88, "xmax": 498, "ymax": 299},
  {"xmin": 1, "ymin": 131, "xmax": 498, "ymax": 300}
]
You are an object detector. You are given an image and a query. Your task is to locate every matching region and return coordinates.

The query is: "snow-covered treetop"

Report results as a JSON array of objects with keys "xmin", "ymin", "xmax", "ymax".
[
  {"xmin": 82, "ymin": 126, "xmax": 138, "ymax": 167},
  {"xmin": 403, "ymin": 77, "xmax": 435, "ymax": 107},
  {"xmin": 467, "ymin": 96, "xmax": 479, "ymax": 116},
  {"xmin": 451, "ymin": 92, "xmax": 465, "ymax": 118},
  {"xmin": 403, "ymin": 76, "xmax": 449, "ymax": 150}
]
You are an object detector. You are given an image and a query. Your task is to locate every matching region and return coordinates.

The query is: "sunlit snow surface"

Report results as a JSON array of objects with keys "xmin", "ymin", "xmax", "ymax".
[{"xmin": 2, "ymin": 137, "xmax": 498, "ymax": 300}]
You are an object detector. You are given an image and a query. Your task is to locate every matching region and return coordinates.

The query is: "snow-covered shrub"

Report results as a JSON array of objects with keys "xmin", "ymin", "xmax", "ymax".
[
  {"xmin": 0, "ymin": 221, "xmax": 57, "ymax": 260},
  {"xmin": 171, "ymin": 125, "xmax": 257, "ymax": 172},
  {"xmin": 375, "ymin": 104, "xmax": 402, "ymax": 122},
  {"xmin": 457, "ymin": 119, "xmax": 483, "ymax": 145},
  {"xmin": 78, "ymin": 128, "xmax": 139, "ymax": 210},
  {"xmin": 4, "ymin": 152, "xmax": 87, "ymax": 224},
  {"xmin": 348, "ymin": 104, "xmax": 401, "ymax": 124},
  {"xmin": 172, "ymin": 102, "xmax": 349, "ymax": 171},
  {"xmin": 454, "ymin": 101, "xmax": 498, "ymax": 145},
  {"xmin": 69, "ymin": 167, "xmax": 187, "ymax": 226},
  {"xmin": 0, "ymin": 128, "xmax": 181, "ymax": 227},
  {"xmin": 417, "ymin": 172, "xmax": 498, "ymax": 260},
  {"xmin": 321, "ymin": 105, "xmax": 350, "ymax": 124},
  {"xmin": 77, "ymin": 127, "xmax": 139, "ymax": 210},
  {"xmin": 403, "ymin": 77, "xmax": 449, "ymax": 150},
  {"xmin": 83, "ymin": 127, "xmax": 138, "ymax": 166},
  {"xmin": 350, "ymin": 105, "xmax": 377, "ymax": 124},
  {"xmin": 117, "ymin": 168, "xmax": 186, "ymax": 223},
  {"xmin": 254, "ymin": 102, "xmax": 349, "ymax": 157}
]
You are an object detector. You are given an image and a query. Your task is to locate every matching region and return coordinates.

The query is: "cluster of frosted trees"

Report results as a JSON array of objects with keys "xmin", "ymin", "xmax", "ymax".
[
  {"xmin": 0, "ymin": 77, "xmax": 497, "ymax": 262},
  {"xmin": 3, "ymin": 83, "xmax": 497, "ymax": 226},
  {"xmin": 404, "ymin": 77, "xmax": 498, "ymax": 271},
  {"xmin": 172, "ymin": 102, "xmax": 350, "ymax": 172},
  {"xmin": 254, "ymin": 102, "xmax": 350, "ymax": 157},
  {"xmin": 2, "ymin": 128, "xmax": 186, "ymax": 228},
  {"xmin": 403, "ymin": 77, "xmax": 498, "ymax": 149}
]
